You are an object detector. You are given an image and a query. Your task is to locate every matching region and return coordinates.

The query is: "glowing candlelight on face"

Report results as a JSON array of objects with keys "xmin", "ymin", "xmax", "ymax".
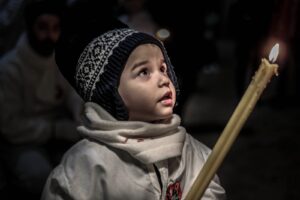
[{"xmin": 185, "ymin": 44, "xmax": 280, "ymax": 200}]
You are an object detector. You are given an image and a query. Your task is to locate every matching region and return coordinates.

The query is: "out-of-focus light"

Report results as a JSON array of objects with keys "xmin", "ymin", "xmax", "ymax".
[{"xmin": 156, "ymin": 28, "xmax": 170, "ymax": 41}]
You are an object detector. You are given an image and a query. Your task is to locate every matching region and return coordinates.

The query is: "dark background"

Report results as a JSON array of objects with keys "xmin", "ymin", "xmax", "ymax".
[{"xmin": 1, "ymin": 0, "xmax": 300, "ymax": 199}]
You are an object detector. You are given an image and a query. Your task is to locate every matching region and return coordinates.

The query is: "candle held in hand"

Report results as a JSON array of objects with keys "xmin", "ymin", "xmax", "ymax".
[{"xmin": 185, "ymin": 44, "xmax": 279, "ymax": 200}]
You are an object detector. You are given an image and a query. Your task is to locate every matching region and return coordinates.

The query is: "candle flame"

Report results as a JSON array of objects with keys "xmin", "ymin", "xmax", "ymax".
[{"xmin": 268, "ymin": 43, "xmax": 279, "ymax": 63}]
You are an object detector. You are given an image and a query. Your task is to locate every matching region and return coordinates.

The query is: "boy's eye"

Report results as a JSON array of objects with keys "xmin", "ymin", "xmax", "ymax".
[
  {"xmin": 160, "ymin": 64, "xmax": 167, "ymax": 74},
  {"xmin": 138, "ymin": 68, "xmax": 149, "ymax": 77}
]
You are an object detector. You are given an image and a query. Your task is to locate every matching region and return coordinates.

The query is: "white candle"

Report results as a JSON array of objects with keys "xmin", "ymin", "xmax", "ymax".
[{"xmin": 185, "ymin": 43, "xmax": 279, "ymax": 200}]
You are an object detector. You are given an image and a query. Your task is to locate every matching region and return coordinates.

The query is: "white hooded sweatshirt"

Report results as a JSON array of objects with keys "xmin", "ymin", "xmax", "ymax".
[
  {"xmin": 42, "ymin": 102, "xmax": 225, "ymax": 200},
  {"xmin": 0, "ymin": 33, "xmax": 82, "ymax": 144}
]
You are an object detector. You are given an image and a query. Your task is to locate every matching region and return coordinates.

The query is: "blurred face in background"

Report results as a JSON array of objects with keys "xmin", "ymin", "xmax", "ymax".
[
  {"xmin": 119, "ymin": 0, "xmax": 145, "ymax": 14},
  {"xmin": 29, "ymin": 13, "xmax": 61, "ymax": 57}
]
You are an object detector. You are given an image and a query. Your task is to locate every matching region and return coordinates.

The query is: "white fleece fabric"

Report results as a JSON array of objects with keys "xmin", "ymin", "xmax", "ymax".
[
  {"xmin": 78, "ymin": 102, "xmax": 186, "ymax": 164},
  {"xmin": 42, "ymin": 102, "xmax": 226, "ymax": 200}
]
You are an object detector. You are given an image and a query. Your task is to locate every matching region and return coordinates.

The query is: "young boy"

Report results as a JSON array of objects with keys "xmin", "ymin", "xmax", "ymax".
[{"xmin": 42, "ymin": 2, "xmax": 226, "ymax": 200}]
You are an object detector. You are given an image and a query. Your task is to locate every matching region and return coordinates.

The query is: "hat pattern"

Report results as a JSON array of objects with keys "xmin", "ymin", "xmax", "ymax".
[
  {"xmin": 76, "ymin": 28, "xmax": 137, "ymax": 101},
  {"xmin": 70, "ymin": 27, "xmax": 179, "ymax": 120}
]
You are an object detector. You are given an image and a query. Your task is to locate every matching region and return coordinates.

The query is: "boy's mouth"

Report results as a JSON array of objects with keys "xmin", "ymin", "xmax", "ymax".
[{"xmin": 159, "ymin": 91, "xmax": 173, "ymax": 106}]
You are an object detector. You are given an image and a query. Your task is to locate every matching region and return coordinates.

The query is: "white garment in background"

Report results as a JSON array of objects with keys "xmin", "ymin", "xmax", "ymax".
[{"xmin": 0, "ymin": 33, "xmax": 83, "ymax": 144}]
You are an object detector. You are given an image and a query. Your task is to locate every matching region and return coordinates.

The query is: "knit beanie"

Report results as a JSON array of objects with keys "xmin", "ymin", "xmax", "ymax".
[{"xmin": 55, "ymin": 2, "xmax": 179, "ymax": 120}]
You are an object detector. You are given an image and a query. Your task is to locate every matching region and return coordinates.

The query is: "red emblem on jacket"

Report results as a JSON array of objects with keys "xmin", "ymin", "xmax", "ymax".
[{"xmin": 166, "ymin": 180, "xmax": 182, "ymax": 200}]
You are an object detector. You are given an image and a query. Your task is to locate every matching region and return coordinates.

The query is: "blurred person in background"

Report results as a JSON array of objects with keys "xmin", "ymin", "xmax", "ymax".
[
  {"xmin": 0, "ymin": 0, "xmax": 83, "ymax": 198},
  {"xmin": 0, "ymin": 0, "xmax": 27, "ymax": 55},
  {"xmin": 117, "ymin": 0, "xmax": 159, "ymax": 36}
]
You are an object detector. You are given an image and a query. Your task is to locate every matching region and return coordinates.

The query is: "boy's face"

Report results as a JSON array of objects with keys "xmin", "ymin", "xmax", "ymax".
[{"xmin": 118, "ymin": 44, "xmax": 176, "ymax": 122}]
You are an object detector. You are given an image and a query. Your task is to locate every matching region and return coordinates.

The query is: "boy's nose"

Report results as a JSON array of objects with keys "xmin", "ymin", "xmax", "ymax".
[{"xmin": 158, "ymin": 74, "xmax": 170, "ymax": 87}]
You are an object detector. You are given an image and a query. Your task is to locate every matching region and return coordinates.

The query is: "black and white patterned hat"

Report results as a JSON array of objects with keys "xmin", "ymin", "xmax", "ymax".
[{"xmin": 55, "ymin": 4, "xmax": 179, "ymax": 120}]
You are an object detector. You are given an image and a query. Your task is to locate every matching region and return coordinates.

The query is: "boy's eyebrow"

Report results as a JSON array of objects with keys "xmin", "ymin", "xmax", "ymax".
[{"xmin": 131, "ymin": 60, "xmax": 149, "ymax": 71}]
